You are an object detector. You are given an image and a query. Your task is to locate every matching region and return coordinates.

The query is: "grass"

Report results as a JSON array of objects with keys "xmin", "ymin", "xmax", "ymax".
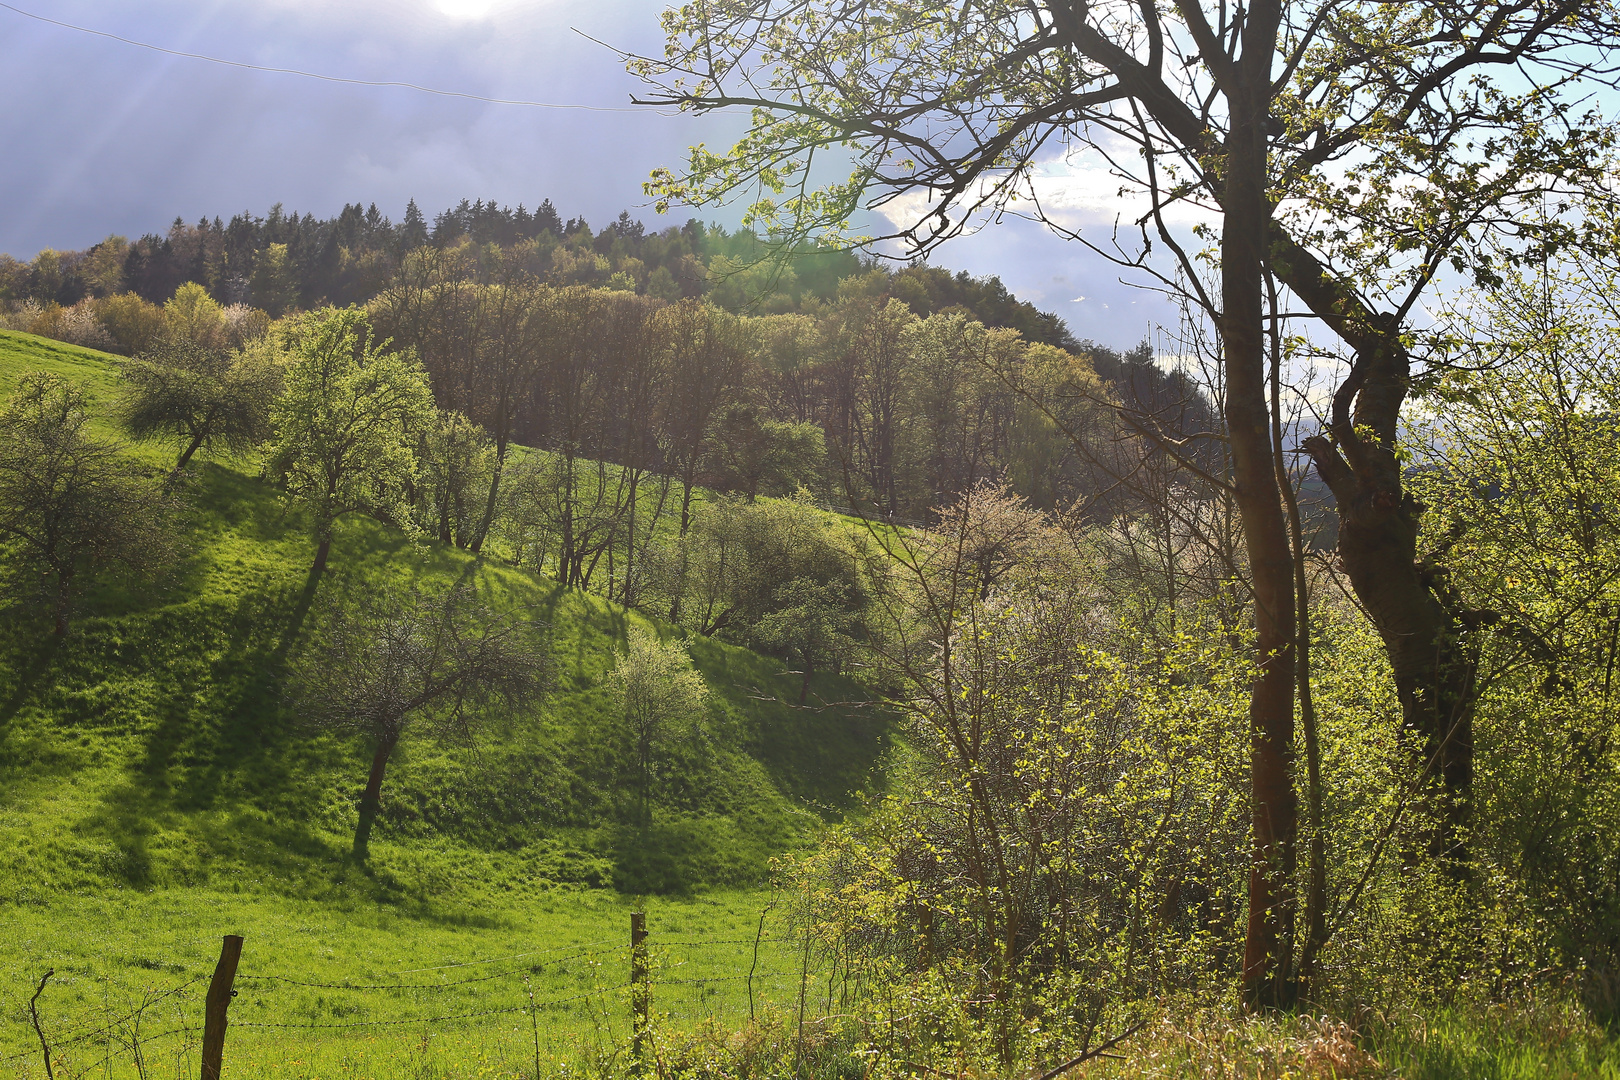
[
  {"xmin": 11, "ymin": 328, "xmax": 1608, "ymax": 1079},
  {"xmin": 1054, "ymin": 1000, "xmax": 1620, "ymax": 1080},
  {"xmin": 0, "ymin": 886, "xmax": 823, "ymax": 1079},
  {"xmin": 0, "ymin": 328, "xmax": 886, "ymax": 1075}
]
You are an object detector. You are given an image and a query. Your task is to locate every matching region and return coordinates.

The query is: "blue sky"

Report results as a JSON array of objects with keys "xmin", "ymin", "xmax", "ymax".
[{"xmin": 0, "ymin": 0, "xmax": 1174, "ymax": 348}]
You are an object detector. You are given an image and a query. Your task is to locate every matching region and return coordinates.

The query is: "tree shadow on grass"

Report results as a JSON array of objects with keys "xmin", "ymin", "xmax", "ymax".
[
  {"xmin": 688, "ymin": 639, "xmax": 895, "ymax": 815},
  {"xmin": 78, "ymin": 575, "xmax": 332, "ymax": 888},
  {"xmin": 0, "ymin": 629, "xmax": 60, "ymax": 728}
]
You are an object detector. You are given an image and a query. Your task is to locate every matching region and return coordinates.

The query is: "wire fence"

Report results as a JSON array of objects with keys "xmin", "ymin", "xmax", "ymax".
[{"xmin": 0, "ymin": 915, "xmax": 836, "ymax": 1079}]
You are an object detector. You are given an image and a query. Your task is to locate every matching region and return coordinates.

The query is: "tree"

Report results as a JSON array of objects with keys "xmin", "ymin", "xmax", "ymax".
[
  {"xmin": 398, "ymin": 198, "xmax": 430, "ymax": 253},
  {"xmin": 411, "ymin": 409, "xmax": 495, "ymax": 548},
  {"xmin": 118, "ymin": 338, "xmax": 282, "ymax": 471},
  {"xmin": 95, "ymin": 293, "xmax": 168, "ymax": 356},
  {"xmin": 0, "ymin": 373, "xmax": 176, "ymax": 635},
  {"xmin": 265, "ymin": 307, "xmax": 436, "ymax": 576},
  {"xmin": 659, "ymin": 495, "xmax": 872, "ymax": 696},
  {"xmin": 609, "ymin": 626, "xmax": 709, "ymax": 829},
  {"xmin": 252, "ymin": 242, "xmax": 298, "ymax": 317},
  {"xmin": 654, "ymin": 299, "xmax": 753, "ymax": 533},
  {"xmin": 290, "ymin": 582, "xmax": 548, "ymax": 857},
  {"xmin": 709, "ymin": 404, "xmax": 828, "ymax": 501},
  {"xmin": 633, "ymin": 0, "xmax": 1620, "ymax": 1002},
  {"xmin": 372, "ymin": 246, "xmax": 551, "ymax": 552},
  {"xmin": 164, "ymin": 282, "xmax": 228, "ymax": 351}
]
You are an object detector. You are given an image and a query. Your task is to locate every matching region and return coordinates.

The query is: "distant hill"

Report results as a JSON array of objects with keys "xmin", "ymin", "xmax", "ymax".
[{"xmin": 0, "ymin": 197, "xmax": 1110, "ymax": 351}]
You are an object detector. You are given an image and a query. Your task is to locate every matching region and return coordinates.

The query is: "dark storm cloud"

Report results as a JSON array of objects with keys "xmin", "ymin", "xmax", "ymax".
[
  {"xmin": 0, "ymin": 0, "xmax": 711, "ymax": 249},
  {"xmin": 0, "ymin": 0, "xmax": 1169, "ymax": 348}
]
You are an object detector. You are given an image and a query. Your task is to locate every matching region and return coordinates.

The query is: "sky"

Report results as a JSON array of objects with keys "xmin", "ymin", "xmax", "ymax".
[{"xmin": 0, "ymin": 0, "xmax": 1177, "ymax": 349}]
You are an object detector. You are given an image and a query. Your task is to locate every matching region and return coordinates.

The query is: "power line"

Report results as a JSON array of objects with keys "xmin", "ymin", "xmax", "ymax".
[{"xmin": 0, "ymin": 1, "xmax": 650, "ymax": 113}]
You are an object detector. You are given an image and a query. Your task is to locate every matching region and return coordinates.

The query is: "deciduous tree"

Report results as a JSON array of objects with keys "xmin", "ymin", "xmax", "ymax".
[
  {"xmin": 290, "ymin": 583, "xmax": 548, "ymax": 858},
  {"xmin": 0, "ymin": 373, "xmax": 176, "ymax": 635},
  {"xmin": 119, "ymin": 338, "xmax": 282, "ymax": 471},
  {"xmin": 609, "ymin": 626, "xmax": 709, "ymax": 829},
  {"xmin": 266, "ymin": 308, "xmax": 435, "ymax": 576},
  {"xmin": 632, "ymin": 0, "xmax": 1620, "ymax": 1002}
]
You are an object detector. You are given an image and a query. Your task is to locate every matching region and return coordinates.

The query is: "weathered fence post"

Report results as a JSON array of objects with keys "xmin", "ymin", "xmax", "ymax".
[
  {"xmin": 200, "ymin": 934, "xmax": 243, "ymax": 1080},
  {"xmin": 630, "ymin": 912, "xmax": 649, "ymax": 1076}
]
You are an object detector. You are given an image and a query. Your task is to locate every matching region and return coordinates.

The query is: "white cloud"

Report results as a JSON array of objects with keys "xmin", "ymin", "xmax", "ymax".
[{"xmin": 874, "ymin": 147, "xmax": 1220, "ymax": 240}]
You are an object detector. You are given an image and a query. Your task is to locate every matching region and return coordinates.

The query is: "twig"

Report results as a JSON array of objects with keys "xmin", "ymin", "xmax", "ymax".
[
  {"xmin": 29, "ymin": 969, "xmax": 55, "ymax": 1080},
  {"xmin": 1035, "ymin": 1019, "xmax": 1147, "ymax": 1080},
  {"xmin": 749, "ymin": 891, "xmax": 779, "ymax": 1021}
]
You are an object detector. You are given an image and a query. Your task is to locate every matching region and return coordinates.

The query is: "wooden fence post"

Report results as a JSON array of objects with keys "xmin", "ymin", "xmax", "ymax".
[
  {"xmin": 200, "ymin": 935, "xmax": 243, "ymax": 1080},
  {"xmin": 630, "ymin": 912, "xmax": 649, "ymax": 1076}
]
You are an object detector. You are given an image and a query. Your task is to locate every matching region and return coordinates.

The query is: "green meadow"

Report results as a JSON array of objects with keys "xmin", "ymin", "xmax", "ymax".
[{"xmin": 0, "ymin": 329, "xmax": 881, "ymax": 1078}]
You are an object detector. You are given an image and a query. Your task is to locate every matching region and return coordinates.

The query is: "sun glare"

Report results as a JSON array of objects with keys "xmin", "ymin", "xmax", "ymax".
[{"xmin": 434, "ymin": 0, "xmax": 497, "ymax": 20}]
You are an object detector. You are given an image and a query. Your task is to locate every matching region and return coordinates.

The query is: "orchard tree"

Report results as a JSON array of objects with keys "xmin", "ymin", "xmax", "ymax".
[
  {"xmin": 0, "ymin": 373, "xmax": 176, "ymax": 635},
  {"xmin": 266, "ymin": 307, "xmax": 435, "ymax": 576},
  {"xmin": 630, "ymin": 0, "xmax": 1620, "ymax": 1002},
  {"xmin": 411, "ymin": 408, "xmax": 496, "ymax": 548},
  {"xmin": 290, "ymin": 583, "xmax": 548, "ymax": 858},
  {"xmin": 119, "ymin": 338, "xmax": 282, "ymax": 471},
  {"xmin": 610, "ymin": 626, "xmax": 709, "ymax": 829}
]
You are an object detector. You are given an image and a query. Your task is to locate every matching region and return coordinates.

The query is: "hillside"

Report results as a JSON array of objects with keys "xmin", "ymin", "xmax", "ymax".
[{"xmin": 0, "ymin": 328, "xmax": 892, "ymax": 909}]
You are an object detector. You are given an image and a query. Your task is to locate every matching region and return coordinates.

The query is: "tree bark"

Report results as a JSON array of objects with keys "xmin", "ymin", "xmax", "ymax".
[
  {"xmin": 1280, "ymin": 235, "xmax": 1477, "ymax": 862},
  {"xmin": 311, "ymin": 535, "xmax": 332, "ymax": 578},
  {"xmin": 1271, "ymin": 276, "xmax": 1328, "ymax": 984},
  {"xmin": 1223, "ymin": 12, "xmax": 1298, "ymax": 1007},
  {"xmin": 470, "ymin": 440, "xmax": 507, "ymax": 554},
  {"xmin": 52, "ymin": 574, "xmax": 72, "ymax": 637},
  {"xmin": 1304, "ymin": 427, "xmax": 1475, "ymax": 859},
  {"xmin": 353, "ymin": 735, "xmax": 397, "ymax": 858},
  {"xmin": 175, "ymin": 432, "xmax": 206, "ymax": 471}
]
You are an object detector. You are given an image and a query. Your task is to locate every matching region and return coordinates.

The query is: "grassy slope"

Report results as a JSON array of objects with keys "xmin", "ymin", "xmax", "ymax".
[
  {"xmin": 0, "ymin": 328, "xmax": 888, "ymax": 1070},
  {"xmin": 0, "ymin": 329, "xmax": 891, "ymax": 900}
]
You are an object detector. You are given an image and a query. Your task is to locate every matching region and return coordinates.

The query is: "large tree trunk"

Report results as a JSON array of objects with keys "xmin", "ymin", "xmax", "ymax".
[
  {"xmin": 353, "ymin": 735, "xmax": 398, "ymax": 858},
  {"xmin": 1224, "ymin": 16, "xmax": 1299, "ymax": 1008},
  {"xmin": 1304, "ymin": 428, "xmax": 1475, "ymax": 859},
  {"xmin": 1279, "ymin": 233, "xmax": 1477, "ymax": 862}
]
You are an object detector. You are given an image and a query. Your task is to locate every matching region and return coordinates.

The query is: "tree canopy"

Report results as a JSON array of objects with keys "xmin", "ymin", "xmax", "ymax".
[
  {"xmin": 265, "ymin": 307, "xmax": 436, "ymax": 575},
  {"xmin": 632, "ymin": 0, "xmax": 1620, "ymax": 1003}
]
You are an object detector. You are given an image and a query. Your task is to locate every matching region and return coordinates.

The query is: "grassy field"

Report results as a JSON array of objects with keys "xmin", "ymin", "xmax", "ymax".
[
  {"xmin": 0, "ymin": 886, "xmax": 823, "ymax": 1079},
  {"xmin": 0, "ymin": 328, "xmax": 881, "ymax": 1077}
]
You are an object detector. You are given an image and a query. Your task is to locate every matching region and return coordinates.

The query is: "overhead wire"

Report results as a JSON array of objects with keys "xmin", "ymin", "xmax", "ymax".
[{"xmin": 0, "ymin": 1, "xmax": 657, "ymax": 113}]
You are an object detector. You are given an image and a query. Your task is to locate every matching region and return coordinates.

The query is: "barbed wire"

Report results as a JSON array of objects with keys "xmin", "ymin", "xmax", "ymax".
[
  {"xmin": 654, "ymin": 937, "xmax": 794, "ymax": 947},
  {"xmin": 1, "ymin": 924, "xmax": 822, "ymax": 1057},
  {"xmin": 393, "ymin": 938, "xmax": 618, "ymax": 974},
  {"xmin": 63, "ymin": 1022, "xmax": 196, "ymax": 1077},
  {"xmin": 234, "ymin": 983, "xmax": 630, "ymax": 1031},
  {"xmin": 0, "ymin": 976, "xmax": 203, "ymax": 1065},
  {"xmin": 660, "ymin": 971, "xmax": 800, "ymax": 987},
  {"xmin": 230, "ymin": 935, "xmax": 804, "ymax": 993},
  {"xmin": 237, "ymin": 956, "xmax": 596, "ymax": 993}
]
